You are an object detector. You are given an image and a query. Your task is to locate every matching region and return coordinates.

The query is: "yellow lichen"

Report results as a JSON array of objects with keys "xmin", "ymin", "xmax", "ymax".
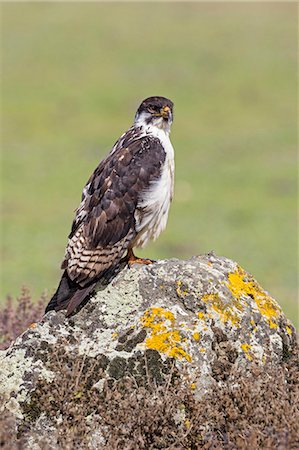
[
  {"xmin": 193, "ymin": 332, "xmax": 200, "ymax": 341},
  {"xmin": 241, "ymin": 343, "xmax": 253, "ymax": 361},
  {"xmin": 176, "ymin": 280, "xmax": 189, "ymax": 298},
  {"xmin": 201, "ymin": 293, "xmax": 241, "ymax": 325},
  {"xmin": 227, "ymin": 266, "xmax": 282, "ymax": 329},
  {"xmin": 197, "ymin": 312, "xmax": 205, "ymax": 320},
  {"xmin": 181, "ymin": 323, "xmax": 192, "ymax": 332},
  {"xmin": 190, "ymin": 383, "xmax": 196, "ymax": 390},
  {"xmin": 286, "ymin": 325, "xmax": 293, "ymax": 335},
  {"xmin": 140, "ymin": 307, "xmax": 192, "ymax": 362}
]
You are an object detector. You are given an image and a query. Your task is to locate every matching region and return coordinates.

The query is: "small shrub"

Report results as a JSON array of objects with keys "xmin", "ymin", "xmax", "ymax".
[
  {"xmin": 0, "ymin": 287, "xmax": 46, "ymax": 350},
  {"xmin": 1, "ymin": 339, "xmax": 297, "ymax": 450}
]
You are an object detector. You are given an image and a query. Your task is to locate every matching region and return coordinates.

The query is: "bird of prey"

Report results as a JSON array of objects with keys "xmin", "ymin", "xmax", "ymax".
[{"xmin": 45, "ymin": 96, "xmax": 175, "ymax": 317}]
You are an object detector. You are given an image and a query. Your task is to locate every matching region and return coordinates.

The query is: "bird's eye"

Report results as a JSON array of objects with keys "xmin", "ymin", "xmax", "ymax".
[{"xmin": 147, "ymin": 107, "xmax": 156, "ymax": 114}]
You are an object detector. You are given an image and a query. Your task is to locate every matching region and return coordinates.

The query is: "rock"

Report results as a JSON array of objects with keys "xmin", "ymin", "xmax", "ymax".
[{"xmin": 0, "ymin": 254, "xmax": 297, "ymax": 446}]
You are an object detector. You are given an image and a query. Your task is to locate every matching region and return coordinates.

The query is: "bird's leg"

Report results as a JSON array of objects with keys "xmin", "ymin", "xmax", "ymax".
[{"xmin": 127, "ymin": 248, "xmax": 155, "ymax": 267}]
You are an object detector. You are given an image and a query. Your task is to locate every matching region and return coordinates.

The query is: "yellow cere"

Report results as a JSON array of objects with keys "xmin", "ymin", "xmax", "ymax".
[
  {"xmin": 140, "ymin": 307, "xmax": 192, "ymax": 362},
  {"xmin": 227, "ymin": 266, "xmax": 282, "ymax": 329},
  {"xmin": 241, "ymin": 343, "xmax": 253, "ymax": 361}
]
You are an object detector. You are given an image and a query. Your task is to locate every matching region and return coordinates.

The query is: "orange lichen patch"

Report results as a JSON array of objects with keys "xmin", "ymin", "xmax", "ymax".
[
  {"xmin": 29, "ymin": 323, "xmax": 37, "ymax": 329},
  {"xmin": 193, "ymin": 332, "xmax": 200, "ymax": 341},
  {"xmin": 201, "ymin": 293, "xmax": 241, "ymax": 326},
  {"xmin": 241, "ymin": 343, "xmax": 253, "ymax": 361},
  {"xmin": 227, "ymin": 266, "xmax": 282, "ymax": 329},
  {"xmin": 140, "ymin": 307, "xmax": 192, "ymax": 362},
  {"xmin": 199, "ymin": 348, "xmax": 206, "ymax": 353}
]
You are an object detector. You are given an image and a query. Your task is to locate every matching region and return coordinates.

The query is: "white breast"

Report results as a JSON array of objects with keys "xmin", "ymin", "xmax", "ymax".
[{"xmin": 133, "ymin": 125, "xmax": 175, "ymax": 248}]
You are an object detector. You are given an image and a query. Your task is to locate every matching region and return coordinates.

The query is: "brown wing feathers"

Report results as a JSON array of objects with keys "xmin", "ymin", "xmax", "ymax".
[{"xmin": 62, "ymin": 131, "xmax": 166, "ymax": 288}]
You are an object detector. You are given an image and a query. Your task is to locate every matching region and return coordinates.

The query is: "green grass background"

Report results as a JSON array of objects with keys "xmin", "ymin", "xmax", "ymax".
[{"xmin": 1, "ymin": 3, "xmax": 297, "ymax": 325}]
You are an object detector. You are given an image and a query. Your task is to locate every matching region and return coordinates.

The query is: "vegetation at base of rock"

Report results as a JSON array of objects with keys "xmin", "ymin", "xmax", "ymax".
[
  {"xmin": 0, "ymin": 288, "xmax": 46, "ymax": 350},
  {"xmin": 1, "ymin": 340, "xmax": 298, "ymax": 450}
]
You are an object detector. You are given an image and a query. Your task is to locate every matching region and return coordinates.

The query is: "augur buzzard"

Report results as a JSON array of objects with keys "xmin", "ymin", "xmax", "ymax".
[{"xmin": 45, "ymin": 96, "xmax": 175, "ymax": 316}]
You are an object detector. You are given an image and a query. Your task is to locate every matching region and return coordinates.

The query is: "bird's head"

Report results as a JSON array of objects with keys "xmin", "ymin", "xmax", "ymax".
[{"xmin": 134, "ymin": 96, "xmax": 174, "ymax": 133}]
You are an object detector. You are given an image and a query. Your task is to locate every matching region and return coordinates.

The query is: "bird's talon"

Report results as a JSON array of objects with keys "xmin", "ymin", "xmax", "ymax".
[{"xmin": 128, "ymin": 257, "xmax": 155, "ymax": 267}]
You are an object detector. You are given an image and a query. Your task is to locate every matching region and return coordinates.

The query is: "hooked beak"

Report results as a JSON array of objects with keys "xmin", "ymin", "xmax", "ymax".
[{"xmin": 160, "ymin": 106, "xmax": 170, "ymax": 119}]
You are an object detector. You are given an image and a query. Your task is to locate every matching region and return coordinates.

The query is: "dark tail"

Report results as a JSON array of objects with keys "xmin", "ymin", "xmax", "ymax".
[{"xmin": 45, "ymin": 271, "xmax": 96, "ymax": 317}]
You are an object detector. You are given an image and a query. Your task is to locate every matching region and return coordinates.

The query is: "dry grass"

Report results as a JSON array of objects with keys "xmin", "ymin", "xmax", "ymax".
[
  {"xmin": 0, "ymin": 288, "xmax": 46, "ymax": 350},
  {"xmin": 1, "ymin": 343, "xmax": 298, "ymax": 449}
]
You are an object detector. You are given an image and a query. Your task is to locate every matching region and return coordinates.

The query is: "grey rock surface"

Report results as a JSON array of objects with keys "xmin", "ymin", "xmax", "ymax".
[{"xmin": 0, "ymin": 254, "xmax": 297, "ymax": 428}]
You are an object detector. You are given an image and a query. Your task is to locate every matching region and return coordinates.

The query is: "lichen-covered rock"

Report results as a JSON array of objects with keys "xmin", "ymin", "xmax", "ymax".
[{"xmin": 0, "ymin": 254, "xmax": 297, "ymax": 429}]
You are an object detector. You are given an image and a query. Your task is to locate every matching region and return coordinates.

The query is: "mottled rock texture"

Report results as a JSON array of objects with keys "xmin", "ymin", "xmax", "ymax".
[{"xmin": 0, "ymin": 254, "xmax": 297, "ymax": 445}]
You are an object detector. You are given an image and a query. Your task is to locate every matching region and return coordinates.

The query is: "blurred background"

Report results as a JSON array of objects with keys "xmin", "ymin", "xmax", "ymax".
[{"xmin": 1, "ymin": 3, "xmax": 297, "ymax": 325}]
